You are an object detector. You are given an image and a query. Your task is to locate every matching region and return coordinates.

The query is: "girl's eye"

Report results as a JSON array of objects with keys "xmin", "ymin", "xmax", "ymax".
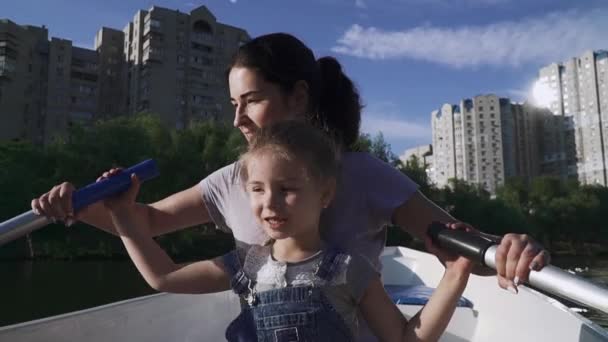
[
  {"xmin": 281, "ymin": 187, "xmax": 298, "ymax": 193},
  {"xmin": 250, "ymin": 187, "xmax": 263, "ymax": 193},
  {"xmin": 247, "ymin": 98, "xmax": 260, "ymax": 104}
]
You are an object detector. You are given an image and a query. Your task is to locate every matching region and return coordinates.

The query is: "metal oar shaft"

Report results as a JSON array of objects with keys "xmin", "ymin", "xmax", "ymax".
[
  {"xmin": 0, "ymin": 211, "xmax": 49, "ymax": 245},
  {"xmin": 0, "ymin": 159, "xmax": 159, "ymax": 247},
  {"xmin": 484, "ymin": 245, "xmax": 608, "ymax": 314},
  {"xmin": 428, "ymin": 222, "xmax": 608, "ymax": 315}
]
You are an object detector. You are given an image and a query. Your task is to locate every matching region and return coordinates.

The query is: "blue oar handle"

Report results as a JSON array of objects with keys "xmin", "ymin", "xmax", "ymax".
[
  {"xmin": 72, "ymin": 159, "xmax": 159, "ymax": 212},
  {"xmin": 0, "ymin": 159, "xmax": 159, "ymax": 246}
]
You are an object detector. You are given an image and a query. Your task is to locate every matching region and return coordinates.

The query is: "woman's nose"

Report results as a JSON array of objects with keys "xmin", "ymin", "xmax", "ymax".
[{"xmin": 233, "ymin": 104, "xmax": 246, "ymax": 128}]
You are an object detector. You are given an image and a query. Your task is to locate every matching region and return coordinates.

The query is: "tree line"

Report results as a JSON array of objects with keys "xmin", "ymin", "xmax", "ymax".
[{"xmin": 1, "ymin": 115, "xmax": 606, "ymax": 260}]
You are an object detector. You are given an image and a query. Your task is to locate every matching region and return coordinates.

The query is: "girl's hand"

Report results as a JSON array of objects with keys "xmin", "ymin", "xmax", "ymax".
[
  {"xmin": 425, "ymin": 222, "xmax": 474, "ymax": 276},
  {"xmin": 31, "ymin": 182, "xmax": 78, "ymax": 226},
  {"xmin": 101, "ymin": 169, "xmax": 141, "ymax": 214}
]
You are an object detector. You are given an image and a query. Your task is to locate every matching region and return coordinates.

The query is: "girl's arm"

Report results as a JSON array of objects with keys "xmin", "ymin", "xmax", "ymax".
[
  {"xmin": 112, "ymin": 209, "xmax": 230, "ymax": 293},
  {"xmin": 106, "ymin": 175, "xmax": 230, "ymax": 294},
  {"xmin": 360, "ymin": 268, "xmax": 469, "ymax": 342}
]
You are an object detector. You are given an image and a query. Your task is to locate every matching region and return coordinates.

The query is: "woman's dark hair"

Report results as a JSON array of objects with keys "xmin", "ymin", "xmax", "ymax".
[
  {"xmin": 239, "ymin": 121, "xmax": 339, "ymax": 185},
  {"xmin": 228, "ymin": 33, "xmax": 362, "ymax": 150}
]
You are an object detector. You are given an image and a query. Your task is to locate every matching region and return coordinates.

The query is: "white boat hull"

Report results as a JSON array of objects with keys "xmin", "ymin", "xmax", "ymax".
[{"xmin": 1, "ymin": 246, "xmax": 607, "ymax": 341}]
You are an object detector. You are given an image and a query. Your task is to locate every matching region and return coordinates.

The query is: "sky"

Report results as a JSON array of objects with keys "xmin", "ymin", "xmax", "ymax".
[{"xmin": 4, "ymin": 0, "xmax": 608, "ymax": 156}]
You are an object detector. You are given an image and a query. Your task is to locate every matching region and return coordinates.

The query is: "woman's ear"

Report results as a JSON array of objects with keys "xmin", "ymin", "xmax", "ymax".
[
  {"xmin": 289, "ymin": 80, "xmax": 310, "ymax": 117},
  {"xmin": 321, "ymin": 178, "xmax": 337, "ymax": 209}
]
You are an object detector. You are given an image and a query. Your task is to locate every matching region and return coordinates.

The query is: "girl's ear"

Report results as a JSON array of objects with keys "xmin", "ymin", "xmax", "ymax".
[
  {"xmin": 289, "ymin": 80, "xmax": 310, "ymax": 117},
  {"xmin": 321, "ymin": 178, "xmax": 337, "ymax": 209}
]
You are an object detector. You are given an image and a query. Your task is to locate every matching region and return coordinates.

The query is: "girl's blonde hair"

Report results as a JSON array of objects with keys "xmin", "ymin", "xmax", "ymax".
[{"xmin": 239, "ymin": 120, "xmax": 340, "ymax": 185}]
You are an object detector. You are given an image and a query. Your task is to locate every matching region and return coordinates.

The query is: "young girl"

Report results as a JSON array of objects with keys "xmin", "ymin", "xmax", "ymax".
[{"xmin": 103, "ymin": 121, "xmax": 473, "ymax": 341}]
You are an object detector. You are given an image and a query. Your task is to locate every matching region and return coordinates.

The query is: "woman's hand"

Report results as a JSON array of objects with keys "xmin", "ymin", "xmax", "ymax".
[
  {"xmin": 31, "ymin": 182, "xmax": 78, "ymax": 226},
  {"xmin": 494, "ymin": 232, "xmax": 549, "ymax": 293},
  {"xmin": 435, "ymin": 222, "xmax": 550, "ymax": 293}
]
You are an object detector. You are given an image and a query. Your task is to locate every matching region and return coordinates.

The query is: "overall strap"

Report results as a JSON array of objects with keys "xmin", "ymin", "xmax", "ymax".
[
  {"xmin": 223, "ymin": 250, "xmax": 255, "ymax": 298},
  {"xmin": 315, "ymin": 248, "xmax": 347, "ymax": 282}
]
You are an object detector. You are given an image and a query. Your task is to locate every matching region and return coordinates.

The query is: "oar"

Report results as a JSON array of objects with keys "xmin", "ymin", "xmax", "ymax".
[
  {"xmin": 427, "ymin": 222, "xmax": 608, "ymax": 314},
  {"xmin": 0, "ymin": 159, "xmax": 159, "ymax": 246}
]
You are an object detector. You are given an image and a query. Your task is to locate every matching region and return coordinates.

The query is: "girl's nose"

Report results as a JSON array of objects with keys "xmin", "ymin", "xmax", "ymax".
[{"xmin": 264, "ymin": 191, "xmax": 281, "ymax": 210}]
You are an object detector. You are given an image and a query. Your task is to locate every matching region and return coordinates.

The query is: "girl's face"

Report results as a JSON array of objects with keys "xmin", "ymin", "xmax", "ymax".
[
  {"xmin": 229, "ymin": 67, "xmax": 306, "ymax": 143},
  {"xmin": 244, "ymin": 151, "xmax": 334, "ymax": 242}
]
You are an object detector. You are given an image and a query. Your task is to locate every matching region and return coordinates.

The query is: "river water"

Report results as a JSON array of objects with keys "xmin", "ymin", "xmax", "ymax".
[{"xmin": 1, "ymin": 256, "xmax": 607, "ymax": 329}]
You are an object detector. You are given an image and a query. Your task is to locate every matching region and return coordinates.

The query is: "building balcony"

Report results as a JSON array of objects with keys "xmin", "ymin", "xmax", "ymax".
[
  {"xmin": 191, "ymin": 32, "xmax": 214, "ymax": 44},
  {"xmin": 0, "ymin": 65, "xmax": 15, "ymax": 79},
  {"xmin": 143, "ymin": 47, "xmax": 163, "ymax": 63}
]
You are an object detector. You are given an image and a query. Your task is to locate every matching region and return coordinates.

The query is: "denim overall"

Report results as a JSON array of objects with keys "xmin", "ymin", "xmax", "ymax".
[{"xmin": 223, "ymin": 249, "xmax": 354, "ymax": 342}]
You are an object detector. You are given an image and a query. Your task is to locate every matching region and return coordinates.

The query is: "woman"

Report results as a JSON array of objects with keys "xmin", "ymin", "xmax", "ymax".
[{"xmin": 31, "ymin": 33, "xmax": 547, "ymax": 296}]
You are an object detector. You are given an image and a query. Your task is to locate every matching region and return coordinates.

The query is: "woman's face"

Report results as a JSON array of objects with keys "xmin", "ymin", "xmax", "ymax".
[{"xmin": 229, "ymin": 67, "xmax": 305, "ymax": 143}]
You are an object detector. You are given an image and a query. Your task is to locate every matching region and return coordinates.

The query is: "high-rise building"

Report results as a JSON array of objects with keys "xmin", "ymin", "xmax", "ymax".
[
  {"xmin": 536, "ymin": 50, "xmax": 608, "ymax": 186},
  {"xmin": 123, "ymin": 6, "xmax": 249, "ymax": 129},
  {"xmin": 1, "ymin": 5, "xmax": 250, "ymax": 143},
  {"xmin": 95, "ymin": 27, "xmax": 128, "ymax": 120},
  {"xmin": 0, "ymin": 20, "xmax": 49, "ymax": 143},
  {"xmin": 0, "ymin": 20, "xmax": 127, "ymax": 144},
  {"xmin": 431, "ymin": 95, "xmax": 548, "ymax": 193},
  {"xmin": 431, "ymin": 103, "xmax": 461, "ymax": 188},
  {"xmin": 400, "ymin": 144, "xmax": 434, "ymax": 180}
]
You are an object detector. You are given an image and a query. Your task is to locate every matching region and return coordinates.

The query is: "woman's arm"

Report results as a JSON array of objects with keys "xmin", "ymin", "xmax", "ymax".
[
  {"xmin": 360, "ymin": 270, "xmax": 469, "ymax": 342},
  {"xmin": 32, "ymin": 174, "xmax": 212, "ymax": 237}
]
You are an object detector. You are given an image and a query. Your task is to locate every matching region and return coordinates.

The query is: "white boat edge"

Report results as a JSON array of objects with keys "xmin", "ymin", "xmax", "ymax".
[{"xmin": 1, "ymin": 246, "xmax": 607, "ymax": 341}]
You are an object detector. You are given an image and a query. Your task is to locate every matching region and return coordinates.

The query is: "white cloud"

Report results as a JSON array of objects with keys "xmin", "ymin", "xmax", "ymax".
[
  {"xmin": 355, "ymin": 0, "xmax": 367, "ymax": 9},
  {"xmin": 229, "ymin": 0, "xmax": 237, "ymax": 3},
  {"xmin": 361, "ymin": 102, "xmax": 431, "ymax": 147},
  {"xmin": 332, "ymin": 8, "xmax": 608, "ymax": 68}
]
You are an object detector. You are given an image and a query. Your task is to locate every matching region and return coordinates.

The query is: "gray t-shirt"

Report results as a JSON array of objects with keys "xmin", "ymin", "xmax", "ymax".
[
  {"xmin": 225, "ymin": 245, "xmax": 377, "ymax": 336},
  {"xmin": 201, "ymin": 152, "xmax": 419, "ymax": 270}
]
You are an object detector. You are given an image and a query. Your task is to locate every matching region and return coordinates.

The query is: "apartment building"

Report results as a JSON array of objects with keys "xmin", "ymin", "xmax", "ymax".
[
  {"xmin": 0, "ymin": 20, "xmax": 126, "ymax": 143},
  {"xmin": 537, "ymin": 50, "xmax": 608, "ymax": 186},
  {"xmin": 431, "ymin": 95, "xmax": 548, "ymax": 193},
  {"xmin": 123, "ymin": 6, "xmax": 249, "ymax": 128},
  {"xmin": 1, "ymin": 5, "xmax": 249, "ymax": 143},
  {"xmin": 400, "ymin": 144, "xmax": 434, "ymax": 180},
  {"xmin": 0, "ymin": 20, "xmax": 49, "ymax": 143}
]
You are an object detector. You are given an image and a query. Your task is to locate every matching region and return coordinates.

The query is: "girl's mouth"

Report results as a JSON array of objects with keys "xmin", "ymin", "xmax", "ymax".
[{"xmin": 265, "ymin": 216, "xmax": 287, "ymax": 230}]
